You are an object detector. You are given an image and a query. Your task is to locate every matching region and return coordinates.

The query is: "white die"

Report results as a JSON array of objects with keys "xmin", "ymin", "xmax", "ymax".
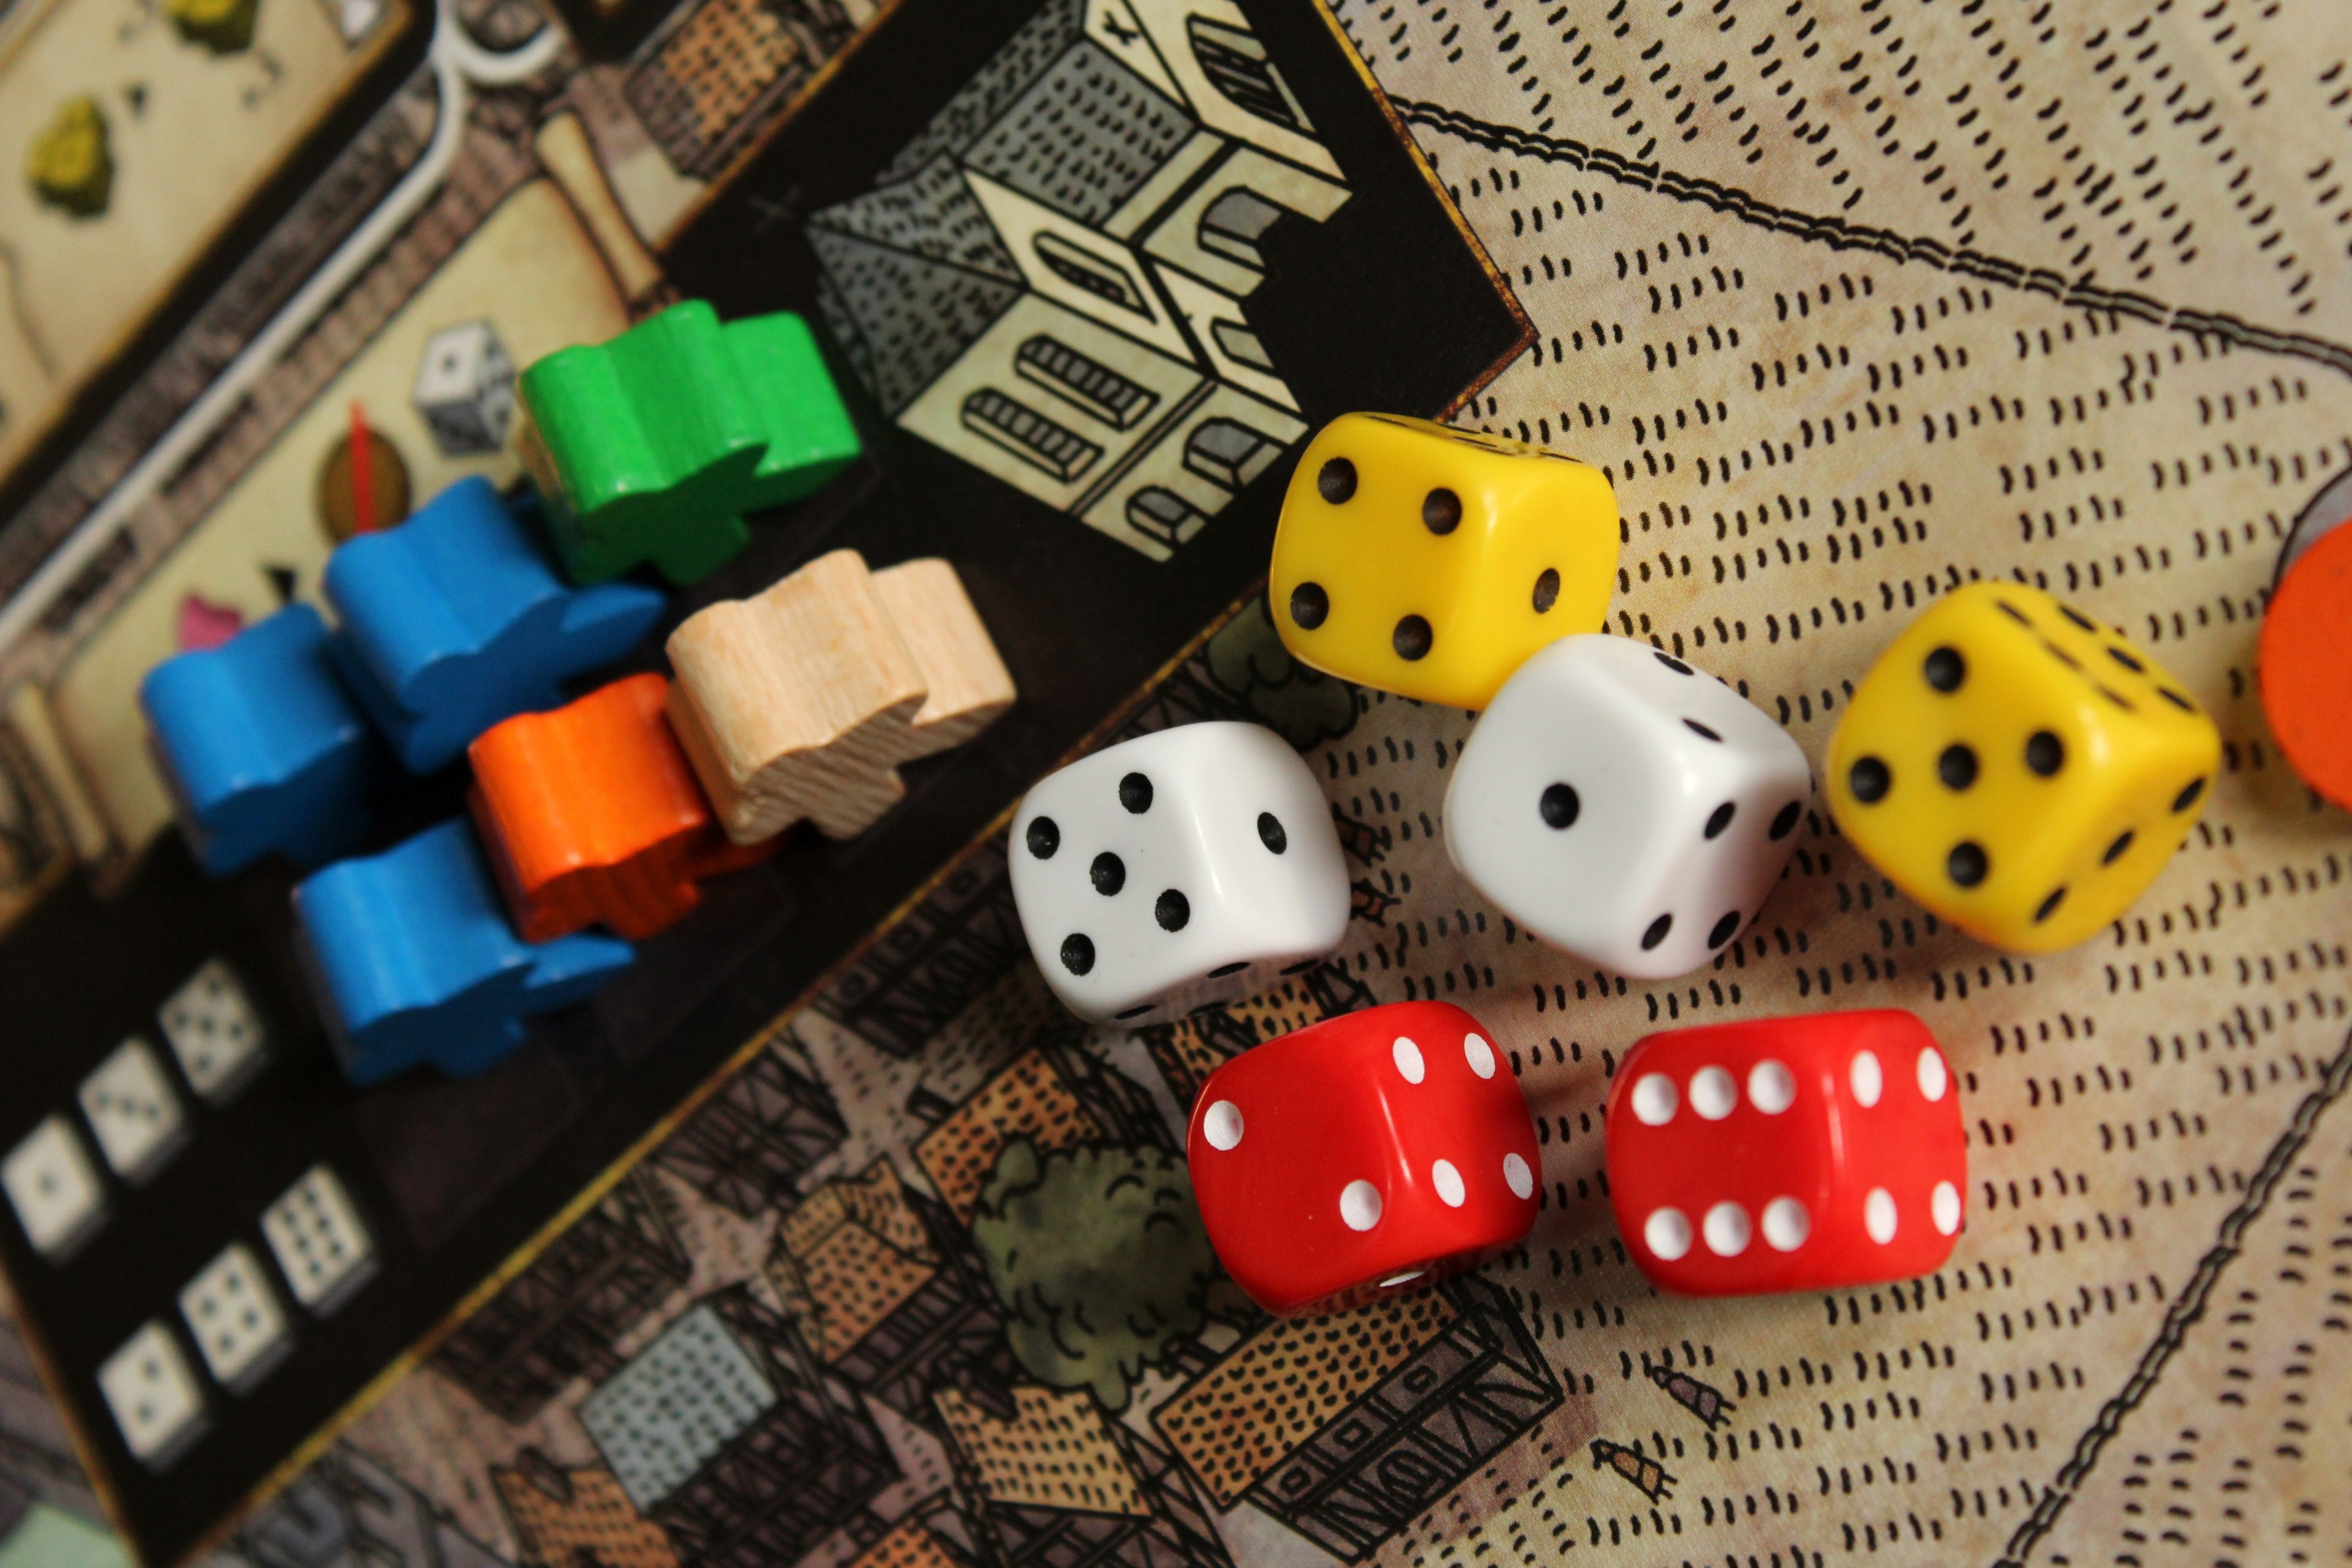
[
  {"xmin": 1009, "ymin": 721, "xmax": 1349, "ymax": 1024},
  {"xmin": 411, "ymin": 319, "xmax": 516, "ymax": 457},
  {"xmin": 1443, "ymin": 635, "xmax": 1811, "ymax": 979}
]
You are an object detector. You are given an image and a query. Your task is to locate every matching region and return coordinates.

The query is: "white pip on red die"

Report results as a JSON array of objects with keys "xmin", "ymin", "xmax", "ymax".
[
  {"xmin": 1605, "ymin": 1009, "xmax": 1965, "ymax": 1296},
  {"xmin": 1443, "ymin": 635, "xmax": 1811, "ymax": 979},
  {"xmin": 1186, "ymin": 1001, "xmax": 1542, "ymax": 1315},
  {"xmin": 1010, "ymin": 721, "xmax": 1349, "ymax": 1024}
]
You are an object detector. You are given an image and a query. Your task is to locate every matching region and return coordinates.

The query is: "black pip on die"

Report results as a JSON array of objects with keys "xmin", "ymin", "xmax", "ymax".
[
  {"xmin": 1443, "ymin": 635, "xmax": 1813, "ymax": 980},
  {"xmin": 1009, "ymin": 722, "xmax": 1350, "ymax": 1024}
]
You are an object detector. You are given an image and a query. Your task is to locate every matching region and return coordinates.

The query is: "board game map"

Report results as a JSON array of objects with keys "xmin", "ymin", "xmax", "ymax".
[{"xmin": 0, "ymin": 0, "xmax": 2348, "ymax": 1566}]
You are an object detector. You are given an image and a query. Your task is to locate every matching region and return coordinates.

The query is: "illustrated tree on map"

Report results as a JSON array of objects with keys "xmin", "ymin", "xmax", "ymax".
[{"xmin": 970, "ymin": 1140, "xmax": 1221, "ymax": 1410}]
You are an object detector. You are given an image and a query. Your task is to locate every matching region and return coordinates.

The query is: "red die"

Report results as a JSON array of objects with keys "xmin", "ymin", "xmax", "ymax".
[
  {"xmin": 1186, "ymin": 1001, "xmax": 1543, "ymax": 1316},
  {"xmin": 1604, "ymin": 1009, "xmax": 1965, "ymax": 1296}
]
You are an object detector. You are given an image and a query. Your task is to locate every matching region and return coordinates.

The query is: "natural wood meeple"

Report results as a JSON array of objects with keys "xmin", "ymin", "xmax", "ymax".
[
  {"xmin": 1154, "ymin": 1280, "xmax": 1561, "ymax": 1562},
  {"xmin": 431, "ymin": 1172, "xmax": 691, "ymax": 1425},
  {"xmin": 651, "ymin": 1046, "xmax": 845, "ymax": 1218},
  {"xmin": 666, "ymin": 551, "xmax": 1016, "ymax": 846}
]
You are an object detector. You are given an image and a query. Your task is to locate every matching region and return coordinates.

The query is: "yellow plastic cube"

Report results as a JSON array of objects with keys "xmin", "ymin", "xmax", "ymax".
[
  {"xmin": 1269, "ymin": 413, "xmax": 1619, "ymax": 710},
  {"xmin": 1827, "ymin": 581, "xmax": 2220, "ymax": 952}
]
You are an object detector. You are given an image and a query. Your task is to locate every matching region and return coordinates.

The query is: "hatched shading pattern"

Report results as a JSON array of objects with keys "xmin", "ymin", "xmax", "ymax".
[
  {"xmin": 1152, "ymin": 1291, "xmax": 1458, "ymax": 1508},
  {"xmin": 766, "ymin": 1162, "xmax": 940, "ymax": 1363},
  {"xmin": 492, "ymin": 1455, "xmax": 680, "ymax": 1568},
  {"xmin": 849, "ymin": 1519, "xmax": 965, "ymax": 1568},
  {"xmin": 934, "ymin": 1386, "xmax": 1149, "ymax": 1517},
  {"xmin": 913, "ymin": 1050, "xmax": 1097, "ymax": 1221}
]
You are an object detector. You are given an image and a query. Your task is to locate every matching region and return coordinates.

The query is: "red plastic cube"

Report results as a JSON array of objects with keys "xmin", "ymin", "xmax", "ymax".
[
  {"xmin": 1604, "ymin": 1009, "xmax": 1965, "ymax": 1296},
  {"xmin": 1186, "ymin": 1001, "xmax": 1543, "ymax": 1315}
]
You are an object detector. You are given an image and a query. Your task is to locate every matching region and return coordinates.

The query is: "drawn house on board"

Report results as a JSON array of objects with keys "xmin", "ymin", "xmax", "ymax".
[
  {"xmin": 808, "ymin": 0, "xmax": 1352, "ymax": 559},
  {"xmin": 1152, "ymin": 1279, "xmax": 1561, "ymax": 1563}
]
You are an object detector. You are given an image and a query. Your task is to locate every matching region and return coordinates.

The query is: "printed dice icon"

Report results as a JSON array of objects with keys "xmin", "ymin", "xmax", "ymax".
[
  {"xmin": 412, "ymin": 318, "xmax": 517, "ymax": 457},
  {"xmin": 261, "ymin": 1166, "xmax": 376, "ymax": 1315},
  {"xmin": 158, "ymin": 957, "xmax": 268, "ymax": 1104},
  {"xmin": 2, "ymin": 1115, "xmax": 107, "ymax": 1260},
  {"xmin": 1269, "ymin": 412, "xmax": 1619, "ymax": 709},
  {"xmin": 97, "ymin": 1321, "xmax": 207, "ymax": 1469},
  {"xmin": 1009, "ymin": 721, "xmax": 1348, "ymax": 1024},
  {"xmin": 1604, "ymin": 1009, "xmax": 1965, "ymax": 1296},
  {"xmin": 1186, "ymin": 1001, "xmax": 1542, "ymax": 1315},
  {"xmin": 1444, "ymin": 636, "xmax": 1811, "ymax": 979},
  {"xmin": 1828, "ymin": 581, "xmax": 2220, "ymax": 952},
  {"xmin": 78, "ymin": 1037, "xmax": 188, "ymax": 1184},
  {"xmin": 179, "ymin": 1242, "xmax": 293, "ymax": 1393}
]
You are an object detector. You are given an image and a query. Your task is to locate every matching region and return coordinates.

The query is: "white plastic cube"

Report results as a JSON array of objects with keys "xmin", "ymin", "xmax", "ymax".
[
  {"xmin": 1444, "ymin": 635, "xmax": 1812, "ymax": 979},
  {"xmin": 1009, "ymin": 721, "xmax": 1349, "ymax": 1024},
  {"xmin": 411, "ymin": 319, "xmax": 516, "ymax": 457}
]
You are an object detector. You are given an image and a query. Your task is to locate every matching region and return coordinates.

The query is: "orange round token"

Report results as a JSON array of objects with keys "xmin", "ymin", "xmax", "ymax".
[{"xmin": 2262, "ymin": 515, "xmax": 2352, "ymax": 809}]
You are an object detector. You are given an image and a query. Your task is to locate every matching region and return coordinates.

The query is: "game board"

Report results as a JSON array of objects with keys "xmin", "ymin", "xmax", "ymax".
[
  {"xmin": 0, "ymin": 0, "xmax": 418, "ymax": 494},
  {"xmin": 0, "ymin": 0, "xmax": 2349, "ymax": 1566},
  {"xmin": 0, "ymin": 0, "xmax": 1524, "ymax": 1561}
]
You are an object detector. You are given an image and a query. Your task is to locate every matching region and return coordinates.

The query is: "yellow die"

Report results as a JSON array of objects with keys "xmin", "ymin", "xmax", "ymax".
[
  {"xmin": 1827, "ymin": 582, "xmax": 2221, "ymax": 952},
  {"xmin": 1269, "ymin": 413, "xmax": 1619, "ymax": 709}
]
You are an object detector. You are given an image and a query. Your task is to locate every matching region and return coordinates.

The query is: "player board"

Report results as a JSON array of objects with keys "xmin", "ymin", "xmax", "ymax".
[{"xmin": 0, "ymin": 0, "xmax": 1526, "ymax": 1561}]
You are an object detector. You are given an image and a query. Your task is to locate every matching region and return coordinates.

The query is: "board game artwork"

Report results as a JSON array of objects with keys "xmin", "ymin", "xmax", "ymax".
[
  {"xmin": 0, "ymin": 0, "xmax": 416, "ymax": 494},
  {"xmin": 0, "ymin": 0, "xmax": 2347, "ymax": 1566},
  {"xmin": 0, "ymin": 0, "xmax": 1525, "ymax": 1560},
  {"xmin": 808, "ymin": 0, "xmax": 1349, "ymax": 559}
]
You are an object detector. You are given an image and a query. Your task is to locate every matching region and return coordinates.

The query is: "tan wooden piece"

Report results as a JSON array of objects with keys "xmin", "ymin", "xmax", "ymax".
[
  {"xmin": 666, "ymin": 550, "xmax": 1014, "ymax": 845},
  {"xmin": 869, "ymin": 558, "xmax": 1017, "ymax": 755}
]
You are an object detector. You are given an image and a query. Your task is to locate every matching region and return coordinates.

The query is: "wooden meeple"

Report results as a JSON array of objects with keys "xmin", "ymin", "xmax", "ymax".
[{"xmin": 666, "ymin": 550, "xmax": 1016, "ymax": 845}]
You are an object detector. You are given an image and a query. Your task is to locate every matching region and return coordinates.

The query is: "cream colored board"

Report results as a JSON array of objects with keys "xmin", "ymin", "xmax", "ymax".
[
  {"xmin": 896, "ymin": 292, "xmax": 1207, "ymax": 518},
  {"xmin": 48, "ymin": 180, "xmax": 630, "ymax": 860},
  {"xmin": 0, "ymin": 0, "xmax": 401, "ymax": 489}
]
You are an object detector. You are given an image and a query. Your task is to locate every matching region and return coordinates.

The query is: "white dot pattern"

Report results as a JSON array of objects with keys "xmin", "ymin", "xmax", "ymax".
[
  {"xmin": 1864, "ymin": 1187, "xmax": 1897, "ymax": 1244},
  {"xmin": 1463, "ymin": 1034, "xmax": 1496, "ymax": 1078},
  {"xmin": 1690, "ymin": 1066, "xmax": 1737, "ymax": 1120},
  {"xmin": 1202, "ymin": 1100, "xmax": 1243, "ymax": 1151},
  {"xmin": 1431, "ymin": 1160, "xmax": 1465, "ymax": 1207},
  {"xmin": 1762, "ymin": 1197, "xmax": 1810, "ymax": 1251},
  {"xmin": 1933, "ymin": 1181, "xmax": 1963, "ymax": 1235},
  {"xmin": 1917, "ymin": 1048, "xmax": 1949, "ymax": 1102},
  {"xmin": 1503, "ymin": 1152, "xmax": 1534, "ymax": 1199},
  {"xmin": 1630, "ymin": 1073, "xmax": 1678, "ymax": 1126},
  {"xmin": 1703, "ymin": 1202, "xmax": 1751, "ymax": 1257},
  {"xmin": 1392, "ymin": 1037, "xmax": 1425, "ymax": 1083},
  {"xmin": 1339, "ymin": 1180, "xmax": 1382, "ymax": 1231},
  {"xmin": 1851, "ymin": 1051, "xmax": 1884, "ymax": 1107},
  {"xmin": 1748, "ymin": 1059, "xmax": 1795, "ymax": 1115},
  {"xmin": 1644, "ymin": 1207, "xmax": 1693, "ymax": 1261}
]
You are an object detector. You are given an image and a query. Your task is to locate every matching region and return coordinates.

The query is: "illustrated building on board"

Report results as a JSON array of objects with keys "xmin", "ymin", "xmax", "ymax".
[
  {"xmin": 1152, "ymin": 1278, "xmax": 1562, "ymax": 1562},
  {"xmin": 808, "ymin": 0, "xmax": 1351, "ymax": 559},
  {"xmin": 578, "ymin": 1288, "xmax": 897, "ymax": 1568},
  {"xmin": 934, "ymin": 1385, "xmax": 1230, "ymax": 1568},
  {"xmin": 431, "ymin": 1171, "xmax": 692, "ymax": 1424},
  {"xmin": 764, "ymin": 1158, "xmax": 1018, "ymax": 1424}
]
